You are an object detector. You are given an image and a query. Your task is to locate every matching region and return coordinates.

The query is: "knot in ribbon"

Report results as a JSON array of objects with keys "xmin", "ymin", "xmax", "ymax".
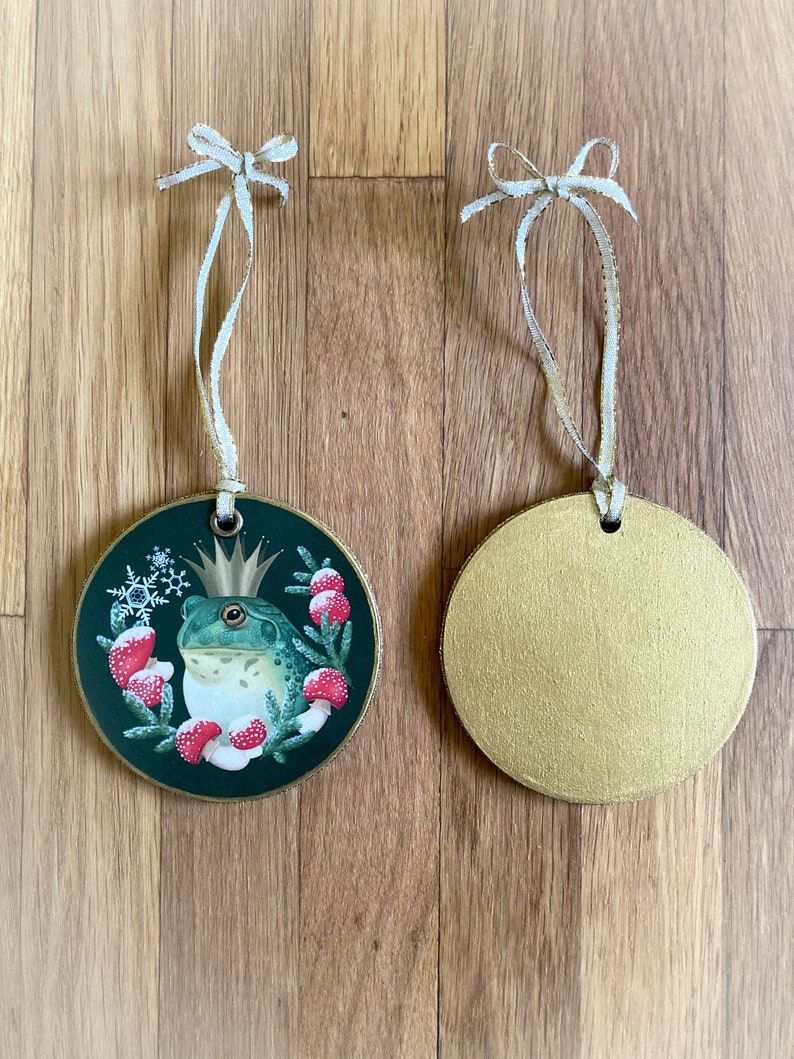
[
  {"xmin": 158, "ymin": 124, "xmax": 298, "ymax": 523},
  {"xmin": 462, "ymin": 138, "xmax": 637, "ymax": 525}
]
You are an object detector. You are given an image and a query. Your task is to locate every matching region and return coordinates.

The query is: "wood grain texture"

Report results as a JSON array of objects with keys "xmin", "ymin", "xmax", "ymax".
[
  {"xmin": 580, "ymin": 771, "xmax": 723, "ymax": 1058},
  {"xmin": 22, "ymin": 0, "xmax": 169, "ymax": 1054},
  {"xmin": 0, "ymin": 618, "xmax": 24, "ymax": 1056},
  {"xmin": 0, "ymin": 0, "xmax": 35, "ymax": 612},
  {"xmin": 578, "ymin": 3, "xmax": 727, "ymax": 1056},
  {"xmin": 444, "ymin": 0, "xmax": 586, "ymax": 571},
  {"xmin": 159, "ymin": 2, "xmax": 309, "ymax": 1055},
  {"xmin": 723, "ymin": 632, "xmax": 794, "ymax": 1059},
  {"xmin": 724, "ymin": 0, "xmax": 794, "ymax": 627},
  {"xmin": 310, "ymin": 0, "xmax": 444, "ymax": 176},
  {"xmin": 441, "ymin": 2, "xmax": 584, "ymax": 1055},
  {"xmin": 7, "ymin": 0, "xmax": 793, "ymax": 1053},
  {"xmin": 300, "ymin": 178, "xmax": 444, "ymax": 1058},
  {"xmin": 582, "ymin": 0, "xmax": 725, "ymax": 537}
]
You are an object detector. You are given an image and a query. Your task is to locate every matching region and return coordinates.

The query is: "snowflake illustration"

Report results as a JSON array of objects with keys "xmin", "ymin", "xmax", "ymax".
[
  {"xmin": 147, "ymin": 546, "xmax": 172, "ymax": 573},
  {"xmin": 162, "ymin": 568, "xmax": 190, "ymax": 598},
  {"xmin": 107, "ymin": 566, "xmax": 170, "ymax": 621}
]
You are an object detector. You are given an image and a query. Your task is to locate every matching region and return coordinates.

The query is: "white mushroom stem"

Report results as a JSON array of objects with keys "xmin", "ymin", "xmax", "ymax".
[
  {"xmin": 201, "ymin": 739, "xmax": 250, "ymax": 771},
  {"xmin": 144, "ymin": 657, "xmax": 175, "ymax": 681},
  {"xmin": 296, "ymin": 699, "xmax": 332, "ymax": 735}
]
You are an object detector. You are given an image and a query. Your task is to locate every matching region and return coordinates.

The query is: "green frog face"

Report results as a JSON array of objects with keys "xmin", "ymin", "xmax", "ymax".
[{"xmin": 177, "ymin": 595, "xmax": 310, "ymax": 735}]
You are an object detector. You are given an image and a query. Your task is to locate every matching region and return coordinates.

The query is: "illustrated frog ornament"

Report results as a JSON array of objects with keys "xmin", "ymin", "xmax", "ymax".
[{"xmin": 174, "ymin": 537, "xmax": 343, "ymax": 771}]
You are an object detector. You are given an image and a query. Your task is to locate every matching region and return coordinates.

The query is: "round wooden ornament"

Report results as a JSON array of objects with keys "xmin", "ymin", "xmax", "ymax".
[
  {"xmin": 441, "ymin": 139, "xmax": 756, "ymax": 803},
  {"xmin": 73, "ymin": 126, "xmax": 381, "ymax": 800}
]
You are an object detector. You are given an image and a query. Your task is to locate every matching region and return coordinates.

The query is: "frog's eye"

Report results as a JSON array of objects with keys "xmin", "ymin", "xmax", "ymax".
[{"xmin": 220, "ymin": 603, "xmax": 247, "ymax": 628}]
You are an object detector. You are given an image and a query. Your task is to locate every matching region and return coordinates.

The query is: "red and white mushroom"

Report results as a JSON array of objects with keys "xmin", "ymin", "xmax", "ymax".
[
  {"xmin": 108, "ymin": 627, "xmax": 174, "ymax": 693},
  {"xmin": 303, "ymin": 668, "xmax": 348, "ymax": 710},
  {"xmin": 175, "ymin": 719, "xmax": 223, "ymax": 764},
  {"xmin": 108, "ymin": 627, "xmax": 156, "ymax": 688},
  {"xmin": 229, "ymin": 716, "xmax": 267, "ymax": 758},
  {"xmin": 309, "ymin": 568, "xmax": 345, "ymax": 596},
  {"xmin": 126, "ymin": 671, "xmax": 165, "ymax": 708},
  {"xmin": 174, "ymin": 718, "xmax": 248, "ymax": 770},
  {"xmin": 296, "ymin": 669, "xmax": 347, "ymax": 734},
  {"xmin": 308, "ymin": 590, "xmax": 351, "ymax": 627}
]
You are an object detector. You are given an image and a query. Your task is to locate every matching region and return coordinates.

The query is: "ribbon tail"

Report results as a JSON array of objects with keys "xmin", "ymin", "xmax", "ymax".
[
  {"xmin": 248, "ymin": 169, "xmax": 291, "ymax": 203},
  {"xmin": 257, "ymin": 134, "xmax": 299, "ymax": 162},
  {"xmin": 193, "ymin": 188, "xmax": 235, "ymax": 466},
  {"xmin": 461, "ymin": 190, "xmax": 508, "ymax": 222},
  {"xmin": 157, "ymin": 158, "xmax": 222, "ymax": 189}
]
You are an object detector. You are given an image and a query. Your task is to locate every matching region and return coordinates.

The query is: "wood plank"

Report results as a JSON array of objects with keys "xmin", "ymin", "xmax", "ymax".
[
  {"xmin": 299, "ymin": 177, "xmax": 444, "ymax": 1058},
  {"xmin": 158, "ymin": 2, "xmax": 309, "ymax": 1056},
  {"xmin": 579, "ymin": 2, "xmax": 725, "ymax": 1055},
  {"xmin": 0, "ymin": 618, "xmax": 24, "ymax": 1056},
  {"xmin": 22, "ymin": 0, "xmax": 168, "ymax": 1054},
  {"xmin": 0, "ymin": 0, "xmax": 35, "ymax": 613},
  {"xmin": 310, "ymin": 0, "xmax": 444, "ymax": 176},
  {"xmin": 580, "ymin": 772, "xmax": 723, "ymax": 1058},
  {"xmin": 440, "ymin": 649, "xmax": 582, "ymax": 1058},
  {"xmin": 724, "ymin": 0, "xmax": 794, "ymax": 627},
  {"xmin": 582, "ymin": 0, "xmax": 724, "ymax": 535},
  {"xmin": 442, "ymin": 1, "xmax": 584, "ymax": 1055},
  {"xmin": 444, "ymin": 0, "xmax": 586, "ymax": 572},
  {"xmin": 723, "ymin": 631, "xmax": 794, "ymax": 1056}
]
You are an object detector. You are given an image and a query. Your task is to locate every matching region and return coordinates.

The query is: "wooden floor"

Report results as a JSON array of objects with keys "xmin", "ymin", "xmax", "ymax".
[{"xmin": 2, "ymin": 0, "xmax": 792, "ymax": 1055}]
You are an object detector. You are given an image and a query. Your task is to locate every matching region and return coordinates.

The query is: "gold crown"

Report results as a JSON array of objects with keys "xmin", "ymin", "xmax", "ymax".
[{"xmin": 184, "ymin": 537, "xmax": 280, "ymax": 598}]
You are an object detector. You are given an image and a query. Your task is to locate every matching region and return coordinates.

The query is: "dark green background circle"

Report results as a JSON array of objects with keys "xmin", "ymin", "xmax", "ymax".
[{"xmin": 74, "ymin": 495, "xmax": 380, "ymax": 800}]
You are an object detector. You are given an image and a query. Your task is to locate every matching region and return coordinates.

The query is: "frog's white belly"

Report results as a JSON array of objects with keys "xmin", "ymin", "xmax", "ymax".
[{"xmin": 180, "ymin": 648, "xmax": 287, "ymax": 736}]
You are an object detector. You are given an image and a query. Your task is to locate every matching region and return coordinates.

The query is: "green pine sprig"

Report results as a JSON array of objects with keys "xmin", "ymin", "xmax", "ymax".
[
  {"xmin": 285, "ymin": 546, "xmax": 353, "ymax": 682},
  {"xmin": 110, "ymin": 602, "xmax": 127, "ymax": 637},
  {"xmin": 121, "ymin": 684, "xmax": 176, "ymax": 745},
  {"xmin": 260, "ymin": 677, "xmax": 317, "ymax": 764}
]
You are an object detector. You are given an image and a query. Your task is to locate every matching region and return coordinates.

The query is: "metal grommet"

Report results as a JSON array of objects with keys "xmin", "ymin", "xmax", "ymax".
[{"xmin": 210, "ymin": 508, "xmax": 244, "ymax": 537}]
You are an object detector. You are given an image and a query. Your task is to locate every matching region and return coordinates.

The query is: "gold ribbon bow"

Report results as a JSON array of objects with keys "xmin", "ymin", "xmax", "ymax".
[
  {"xmin": 463, "ymin": 138, "xmax": 637, "ymax": 525},
  {"xmin": 158, "ymin": 125, "xmax": 298, "ymax": 524}
]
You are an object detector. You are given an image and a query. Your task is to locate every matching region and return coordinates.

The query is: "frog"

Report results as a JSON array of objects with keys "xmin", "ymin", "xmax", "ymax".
[{"xmin": 177, "ymin": 593, "xmax": 313, "ymax": 768}]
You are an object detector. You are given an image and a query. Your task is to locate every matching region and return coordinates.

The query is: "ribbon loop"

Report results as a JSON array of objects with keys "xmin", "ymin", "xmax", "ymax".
[
  {"xmin": 462, "ymin": 137, "xmax": 637, "ymax": 524},
  {"xmin": 158, "ymin": 124, "xmax": 297, "ymax": 524}
]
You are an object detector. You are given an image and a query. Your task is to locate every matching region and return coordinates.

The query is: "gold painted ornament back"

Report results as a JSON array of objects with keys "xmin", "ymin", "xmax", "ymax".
[{"xmin": 441, "ymin": 494, "xmax": 757, "ymax": 803}]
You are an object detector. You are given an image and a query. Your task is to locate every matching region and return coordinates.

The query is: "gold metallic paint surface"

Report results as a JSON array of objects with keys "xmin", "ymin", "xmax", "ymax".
[{"xmin": 441, "ymin": 494, "xmax": 757, "ymax": 803}]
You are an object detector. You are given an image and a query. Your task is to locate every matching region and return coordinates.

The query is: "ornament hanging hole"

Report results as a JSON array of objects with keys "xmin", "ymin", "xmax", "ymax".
[
  {"xmin": 211, "ymin": 509, "xmax": 244, "ymax": 538},
  {"xmin": 599, "ymin": 517, "xmax": 622, "ymax": 534}
]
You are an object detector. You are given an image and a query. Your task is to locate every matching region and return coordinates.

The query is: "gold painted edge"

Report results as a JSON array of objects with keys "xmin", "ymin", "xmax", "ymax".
[
  {"xmin": 72, "ymin": 492, "xmax": 383, "ymax": 803},
  {"xmin": 440, "ymin": 491, "xmax": 759, "ymax": 804}
]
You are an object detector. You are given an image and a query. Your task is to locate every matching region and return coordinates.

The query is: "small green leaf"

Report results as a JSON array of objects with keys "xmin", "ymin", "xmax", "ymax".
[
  {"xmin": 273, "ymin": 751, "xmax": 287, "ymax": 764},
  {"xmin": 154, "ymin": 734, "xmax": 176, "ymax": 753},
  {"xmin": 96, "ymin": 635, "xmax": 113, "ymax": 653},
  {"xmin": 292, "ymin": 638, "xmax": 326, "ymax": 667},
  {"xmin": 110, "ymin": 602, "xmax": 126, "ymax": 637},
  {"xmin": 292, "ymin": 570, "xmax": 312, "ymax": 583},
  {"xmin": 123, "ymin": 725, "xmax": 159, "ymax": 740},
  {"xmin": 302, "ymin": 624, "xmax": 325, "ymax": 645},
  {"xmin": 122, "ymin": 689, "xmax": 156, "ymax": 724},
  {"xmin": 322, "ymin": 558, "xmax": 332, "ymax": 568},
  {"xmin": 282, "ymin": 731, "xmax": 314, "ymax": 752},
  {"xmin": 284, "ymin": 585, "xmax": 312, "ymax": 595},
  {"xmin": 339, "ymin": 621, "xmax": 353, "ymax": 663},
  {"xmin": 158, "ymin": 683, "xmax": 174, "ymax": 727},
  {"xmin": 297, "ymin": 545, "xmax": 318, "ymax": 573},
  {"xmin": 263, "ymin": 688, "xmax": 282, "ymax": 727}
]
